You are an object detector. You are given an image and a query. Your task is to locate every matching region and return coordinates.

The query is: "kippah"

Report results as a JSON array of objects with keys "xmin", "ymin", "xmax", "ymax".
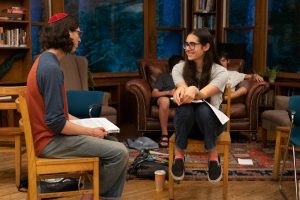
[{"xmin": 48, "ymin": 13, "xmax": 68, "ymax": 24}]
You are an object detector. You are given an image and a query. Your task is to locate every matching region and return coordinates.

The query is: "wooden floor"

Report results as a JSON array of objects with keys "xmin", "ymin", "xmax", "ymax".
[{"xmin": 0, "ymin": 150, "xmax": 296, "ymax": 200}]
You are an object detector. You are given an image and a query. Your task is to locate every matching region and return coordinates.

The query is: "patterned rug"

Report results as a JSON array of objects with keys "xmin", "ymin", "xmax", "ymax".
[{"xmin": 127, "ymin": 142, "xmax": 300, "ymax": 180}]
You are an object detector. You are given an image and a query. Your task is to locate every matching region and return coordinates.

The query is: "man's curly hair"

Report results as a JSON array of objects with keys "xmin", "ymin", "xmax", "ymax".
[{"xmin": 40, "ymin": 15, "xmax": 79, "ymax": 53}]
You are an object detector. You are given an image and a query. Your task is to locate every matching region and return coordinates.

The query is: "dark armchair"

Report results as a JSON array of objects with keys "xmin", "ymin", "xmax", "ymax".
[{"xmin": 126, "ymin": 59, "xmax": 269, "ymax": 138}]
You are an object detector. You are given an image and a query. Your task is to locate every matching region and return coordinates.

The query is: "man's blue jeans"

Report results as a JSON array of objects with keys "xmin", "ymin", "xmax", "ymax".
[
  {"xmin": 174, "ymin": 103, "xmax": 225, "ymax": 150},
  {"xmin": 40, "ymin": 134, "xmax": 128, "ymax": 199}
]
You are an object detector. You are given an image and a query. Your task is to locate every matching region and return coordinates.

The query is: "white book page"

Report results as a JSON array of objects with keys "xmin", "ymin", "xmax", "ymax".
[
  {"xmin": 203, "ymin": 100, "xmax": 229, "ymax": 125},
  {"xmin": 170, "ymin": 97, "xmax": 229, "ymax": 125},
  {"xmin": 70, "ymin": 117, "xmax": 120, "ymax": 134}
]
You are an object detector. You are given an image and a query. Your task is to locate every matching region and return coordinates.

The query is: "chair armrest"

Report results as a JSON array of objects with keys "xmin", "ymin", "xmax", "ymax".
[
  {"xmin": 237, "ymin": 80, "xmax": 269, "ymax": 130},
  {"xmin": 239, "ymin": 80, "xmax": 269, "ymax": 110},
  {"xmin": 125, "ymin": 78, "xmax": 152, "ymax": 126}
]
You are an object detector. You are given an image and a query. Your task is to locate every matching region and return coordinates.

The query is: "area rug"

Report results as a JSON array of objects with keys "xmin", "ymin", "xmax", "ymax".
[{"xmin": 127, "ymin": 142, "xmax": 300, "ymax": 181}]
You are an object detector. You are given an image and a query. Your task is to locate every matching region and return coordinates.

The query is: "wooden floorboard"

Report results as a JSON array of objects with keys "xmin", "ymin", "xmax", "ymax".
[{"xmin": 0, "ymin": 146, "xmax": 296, "ymax": 199}]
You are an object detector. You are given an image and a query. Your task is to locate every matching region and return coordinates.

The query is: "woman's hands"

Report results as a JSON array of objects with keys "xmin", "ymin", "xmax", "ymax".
[{"xmin": 173, "ymin": 85, "xmax": 199, "ymax": 105}]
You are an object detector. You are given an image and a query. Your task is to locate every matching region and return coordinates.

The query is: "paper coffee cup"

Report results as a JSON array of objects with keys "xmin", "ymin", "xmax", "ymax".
[{"xmin": 154, "ymin": 170, "xmax": 166, "ymax": 192}]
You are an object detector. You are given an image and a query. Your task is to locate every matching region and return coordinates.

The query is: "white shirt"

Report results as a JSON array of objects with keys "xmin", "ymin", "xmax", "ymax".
[
  {"xmin": 227, "ymin": 70, "xmax": 246, "ymax": 91},
  {"xmin": 172, "ymin": 62, "xmax": 228, "ymax": 109}
]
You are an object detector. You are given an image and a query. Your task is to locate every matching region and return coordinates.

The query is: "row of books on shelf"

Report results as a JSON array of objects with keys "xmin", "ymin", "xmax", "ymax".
[
  {"xmin": 193, "ymin": 0, "xmax": 215, "ymax": 13},
  {"xmin": 0, "ymin": 6, "xmax": 26, "ymax": 21},
  {"xmin": 193, "ymin": 15, "xmax": 215, "ymax": 30},
  {"xmin": 0, "ymin": 27, "xmax": 27, "ymax": 47}
]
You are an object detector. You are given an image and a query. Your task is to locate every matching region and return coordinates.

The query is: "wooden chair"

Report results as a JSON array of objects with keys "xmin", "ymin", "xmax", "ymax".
[
  {"xmin": 16, "ymin": 91, "xmax": 100, "ymax": 200},
  {"xmin": 0, "ymin": 86, "xmax": 26, "ymax": 188},
  {"xmin": 273, "ymin": 96, "xmax": 300, "ymax": 199},
  {"xmin": 168, "ymin": 84, "xmax": 231, "ymax": 200},
  {"xmin": 272, "ymin": 126, "xmax": 290, "ymax": 180}
]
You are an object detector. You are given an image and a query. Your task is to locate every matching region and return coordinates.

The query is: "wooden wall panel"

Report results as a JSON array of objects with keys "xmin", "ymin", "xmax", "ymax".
[{"xmin": 253, "ymin": 0, "xmax": 268, "ymax": 74}]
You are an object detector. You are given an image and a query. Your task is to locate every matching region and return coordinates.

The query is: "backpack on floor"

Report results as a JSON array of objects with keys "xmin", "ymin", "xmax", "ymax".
[{"xmin": 128, "ymin": 149, "xmax": 168, "ymax": 179}]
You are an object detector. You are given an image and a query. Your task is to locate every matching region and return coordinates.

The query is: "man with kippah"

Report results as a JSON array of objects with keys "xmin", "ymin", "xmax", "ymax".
[{"xmin": 26, "ymin": 13, "xmax": 128, "ymax": 200}]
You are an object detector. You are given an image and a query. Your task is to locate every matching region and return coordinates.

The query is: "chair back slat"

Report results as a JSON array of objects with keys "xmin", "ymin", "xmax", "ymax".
[
  {"xmin": 16, "ymin": 92, "xmax": 37, "ymax": 169},
  {"xmin": 289, "ymin": 95, "xmax": 300, "ymax": 126},
  {"xmin": 288, "ymin": 95, "xmax": 300, "ymax": 146},
  {"xmin": 0, "ymin": 86, "xmax": 26, "ymax": 95},
  {"xmin": 222, "ymin": 84, "xmax": 231, "ymax": 132}
]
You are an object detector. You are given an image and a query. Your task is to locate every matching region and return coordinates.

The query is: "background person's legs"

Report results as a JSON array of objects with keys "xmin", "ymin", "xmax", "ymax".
[{"xmin": 157, "ymin": 97, "xmax": 171, "ymax": 147}]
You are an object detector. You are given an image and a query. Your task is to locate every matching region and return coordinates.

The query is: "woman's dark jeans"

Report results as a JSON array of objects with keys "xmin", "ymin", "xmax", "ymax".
[{"xmin": 174, "ymin": 103, "xmax": 225, "ymax": 151}]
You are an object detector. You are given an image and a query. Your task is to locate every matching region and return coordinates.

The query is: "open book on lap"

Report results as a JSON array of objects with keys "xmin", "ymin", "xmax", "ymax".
[
  {"xmin": 70, "ymin": 117, "xmax": 120, "ymax": 134},
  {"xmin": 170, "ymin": 97, "xmax": 229, "ymax": 125}
]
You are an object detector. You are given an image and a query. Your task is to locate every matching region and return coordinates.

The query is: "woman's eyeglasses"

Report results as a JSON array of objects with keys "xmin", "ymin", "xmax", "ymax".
[{"xmin": 183, "ymin": 42, "xmax": 200, "ymax": 50}]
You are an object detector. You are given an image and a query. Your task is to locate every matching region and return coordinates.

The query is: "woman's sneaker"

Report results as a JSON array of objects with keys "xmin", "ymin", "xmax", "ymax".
[
  {"xmin": 208, "ymin": 157, "xmax": 222, "ymax": 183},
  {"xmin": 171, "ymin": 158, "xmax": 185, "ymax": 180}
]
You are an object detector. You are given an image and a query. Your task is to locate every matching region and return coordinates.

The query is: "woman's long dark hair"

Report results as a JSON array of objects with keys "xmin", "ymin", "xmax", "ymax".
[
  {"xmin": 183, "ymin": 28, "xmax": 219, "ymax": 89},
  {"xmin": 40, "ymin": 15, "xmax": 79, "ymax": 53}
]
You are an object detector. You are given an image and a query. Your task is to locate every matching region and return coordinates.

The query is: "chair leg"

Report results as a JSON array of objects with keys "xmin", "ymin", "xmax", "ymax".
[
  {"xmin": 168, "ymin": 140, "xmax": 174, "ymax": 200},
  {"xmin": 15, "ymin": 135, "xmax": 21, "ymax": 188},
  {"xmin": 272, "ymin": 130, "xmax": 282, "ymax": 180},
  {"xmin": 292, "ymin": 145, "xmax": 299, "ymax": 200},
  {"xmin": 279, "ymin": 130, "xmax": 292, "ymax": 199},
  {"xmin": 28, "ymin": 173, "xmax": 38, "ymax": 200},
  {"xmin": 93, "ymin": 161, "xmax": 99, "ymax": 200},
  {"xmin": 223, "ymin": 145, "xmax": 229, "ymax": 200}
]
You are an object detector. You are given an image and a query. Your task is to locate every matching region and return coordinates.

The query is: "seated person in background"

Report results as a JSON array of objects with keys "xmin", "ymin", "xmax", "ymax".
[
  {"xmin": 151, "ymin": 55, "xmax": 184, "ymax": 148},
  {"xmin": 219, "ymin": 51, "xmax": 264, "ymax": 100}
]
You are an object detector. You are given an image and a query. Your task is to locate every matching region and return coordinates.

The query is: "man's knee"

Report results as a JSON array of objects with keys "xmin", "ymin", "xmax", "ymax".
[{"xmin": 114, "ymin": 143, "xmax": 129, "ymax": 163}]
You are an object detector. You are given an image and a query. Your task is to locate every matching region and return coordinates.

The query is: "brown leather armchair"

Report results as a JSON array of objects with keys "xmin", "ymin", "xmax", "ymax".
[{"xmin": 126, "ymin": 59, "xmax": 269, "ymax": 138}]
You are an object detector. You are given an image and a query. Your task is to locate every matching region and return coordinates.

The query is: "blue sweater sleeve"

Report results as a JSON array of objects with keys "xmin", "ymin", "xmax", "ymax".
[{"xmin": 36, "ymin": 54, "xmax": 66, "ymax": 133}]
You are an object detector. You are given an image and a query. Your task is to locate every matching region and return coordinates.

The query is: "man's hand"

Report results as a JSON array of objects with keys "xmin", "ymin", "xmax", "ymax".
[
  {"xmin": 253, "ymin": 74, "xmax": 264, "ymax": 82},
  {"xmin": 90, "ymin": 127, "xmax": 107, "ymax": 139}
]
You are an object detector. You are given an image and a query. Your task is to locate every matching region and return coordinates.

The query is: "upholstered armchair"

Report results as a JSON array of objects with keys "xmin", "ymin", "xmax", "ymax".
[
  {"xmin": 227, "ymin": 59, "xmax": 270, "ymax": 139},
  {"xmin": 60, "ymin": 54, "xmax": 117, "ymax": 124},
  {"xmin": 260, "ymin": 95, "xmax": 291, "ymax": 146},
  {"xmin": 126, "ymin": 59, "xmax": 175, "ymax": 135},
  {"xmin": 126, "ymin": 59, "xmax": 269, "ymax": 138}
]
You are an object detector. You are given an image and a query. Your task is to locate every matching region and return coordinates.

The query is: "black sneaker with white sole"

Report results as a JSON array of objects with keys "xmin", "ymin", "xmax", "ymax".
[
  {"xmin": 208, "ymin": 157, "xmax": 222, "ymax": 183},
  {"xmin": 171, "ymin": 158, "xmax": 185, "ymax": 181}
]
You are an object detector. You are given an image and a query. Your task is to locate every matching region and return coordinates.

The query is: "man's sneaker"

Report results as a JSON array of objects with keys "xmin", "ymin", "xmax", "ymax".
[
  {"xmin": 208, "ymin": 157, "xmax": 222, "ymax": 183},
  {"xmin": 171, "ymin": 158, "xmax": 185, "ymax": 180}
]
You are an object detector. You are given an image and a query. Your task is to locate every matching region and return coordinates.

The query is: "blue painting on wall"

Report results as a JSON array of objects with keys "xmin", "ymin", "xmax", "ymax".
[{"xmin": 64, "ymin": 0, "xmax": 144, "ymax": 72}]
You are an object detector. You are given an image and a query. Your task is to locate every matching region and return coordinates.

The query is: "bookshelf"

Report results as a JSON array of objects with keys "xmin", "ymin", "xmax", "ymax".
[
  {"xmin": 0, "ymin": 0, "xmax": 31, "ymax": 85},
  {"xmin": 192, "ymin": 0, "xmax": 216, "ymax": 30},
  {"xmin": 188, "ymin": 0, "xmax": 224, "ymax": 42}
]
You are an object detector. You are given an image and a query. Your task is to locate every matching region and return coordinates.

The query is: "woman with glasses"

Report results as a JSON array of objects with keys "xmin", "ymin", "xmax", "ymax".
[{"xmin": 170, "ymin": 28, "xmax": 228, "ymax": 183}]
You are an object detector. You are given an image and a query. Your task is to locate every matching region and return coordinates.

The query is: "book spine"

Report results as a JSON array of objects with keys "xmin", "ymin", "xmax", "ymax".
[{"xmin": 0, "ymin": 27, "xmax": 4, "ymax": 46}]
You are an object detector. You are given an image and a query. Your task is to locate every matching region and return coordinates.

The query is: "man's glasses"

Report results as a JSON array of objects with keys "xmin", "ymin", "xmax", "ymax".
[{"xmin": 183, "ymin": 42, "xmax": 200, "ymax": 50}]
